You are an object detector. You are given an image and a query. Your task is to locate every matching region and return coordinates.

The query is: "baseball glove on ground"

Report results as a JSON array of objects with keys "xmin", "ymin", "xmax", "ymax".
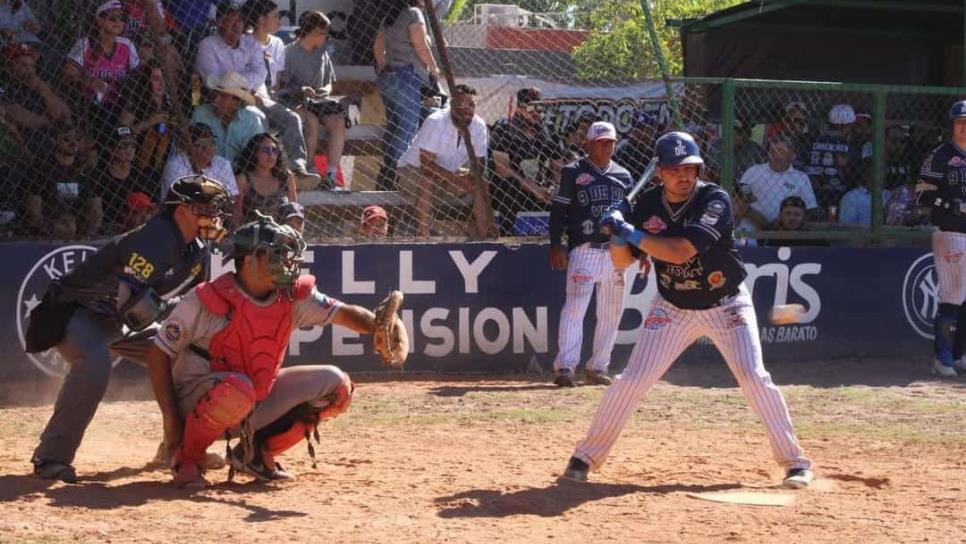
[{"xmin": 373, "ymin": 290, "xmax": 408, "ymax": 368}]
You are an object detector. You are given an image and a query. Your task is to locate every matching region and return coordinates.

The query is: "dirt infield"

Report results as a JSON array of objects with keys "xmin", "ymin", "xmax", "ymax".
[{"xmin": 1, "ymin": 359, "xmax": 965, "ymax": 544}]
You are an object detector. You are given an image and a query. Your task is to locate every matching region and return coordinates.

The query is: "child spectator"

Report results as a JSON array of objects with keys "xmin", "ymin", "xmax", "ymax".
[
  {"xmin": 279, "ymin": 200, "xmax": 305, "ymax": 234},
  {"xmin": 361, "ymin": 204, "xmax": 389, "ymax": 238},
  {"xmin": 232, "ymin": 132, "xmax": 296, "ymax": 226},
  {"xmin": 760, "ymin": 196, "xmax": 828, "ymax": 247}
]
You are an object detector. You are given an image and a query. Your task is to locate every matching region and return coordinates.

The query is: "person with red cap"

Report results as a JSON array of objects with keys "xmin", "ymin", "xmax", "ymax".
[
  {"xmin": 361, "ymin": 205, "xmax": 389, "ymax": 238},
  {"xmin": 2, "ymin": 41, "xmax": 72, "ymax": 132}
]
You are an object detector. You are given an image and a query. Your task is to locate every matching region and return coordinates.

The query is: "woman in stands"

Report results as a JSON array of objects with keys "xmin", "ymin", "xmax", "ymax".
[
  {"xmin": 372, "ymin": 0, "xmax": 440, "ymax": 191},
  {"xmin": 233, "ymin": 132, "xmax": 297, "ymax": 227},
  {"xmin": 118, "ymin": 59, "xmax": 176, "ymax": 172},
  {"xmin": 64, "ymin": 1, "xmax": 140, "ymax": 109}
]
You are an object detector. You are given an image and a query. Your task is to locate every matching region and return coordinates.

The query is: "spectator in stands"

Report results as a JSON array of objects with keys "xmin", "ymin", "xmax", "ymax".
[
  {"xmin": 767, "ymin": 100, "xmax": 811, "ymax": 142},
  {"xmin": 118, "ymin": 0, "xmax": 166, "ymax": 44},
  {"xmin": 732, "ymin": 181, "xmax": 758, "ymax": 247},
  {"xmin": 20, "ymin": 121, "xmax": 92, "ymax": 237},
  {"xmin": 118, "ymin": 59, "xmax": 176, "ymax": 171},
  {"xmin": 613, "ymin": 110, "xmax": 658, "ymax": 180},
  {"xmin": 232, "ymin": 132, "xmax": 296, "ymax": 226},
  {"xmin": 708, "ymin": 117, "xmax": 766, "ymax": 183},
  {"xmin": 839, "ymin": 160, "xmax": 888, "ymax": 227},
  {"xmin": 488, "ymin": 87, "xmax": 556, "ymax": 236},
  {"xmin": 191, "ymin": 71, "xmax": 268, "ymax": 163},
  {"xmin": 86, "ymin": 125, "xmax": 160, "ymax": 234},
  {"xmin": 279, "ymin": 200, "xmax": 305, "ymax": 234},
  {"xmin": 0, "ymin": 0, "xmax": 41, "ymax": 45},
  {"xmin": 360, "ymin": 204, "xmax": 389, "ymax": 238},
  {"xmin": 397, "ymin": 84, "xmax": 487, "ymax": 237},
  {"xmin": 760, "ymin": 196, "xmax": 828, "ymax": 247},
  {"xmin": 373, "ymin": 0, "xmax": 441, "ymax": 191},
  {"xmin": 739, "ymin": 134, "xmax": 819, "ymax": 228},
  {"xmin": 197, "ymin": 0, "xmax": 320, "ymax": 189},
  {"xmin": 803, "ymin": 103, "xmax": 857, "ymax": 210},
  {"xmin": 281, "ymin": 10, "xmax": 348, "ymax": 191},
  {"xmin": 63, "ymin": 1, "xmax": 140, "ymax": 112},
  {"xmin": 853, "ymin": 112, "xmax": 873, "ymax": 160},
  {"xmin": 2, "ymin": 42, "xmax": 72, "ymax": 138},
  {"xmin": 160, "ymin": 121, "xmax": 238, "ymax": 198},
  {"xmin": 556, "ymin": 114, "xmax": 595, "ymax": 164},
  {"xmin": 884, "ymin": 125, "xmax": 915, "ymax": 190},
  {"xmin": 164, "ymin": 0, "xmax": 214, "ymax": 61}
]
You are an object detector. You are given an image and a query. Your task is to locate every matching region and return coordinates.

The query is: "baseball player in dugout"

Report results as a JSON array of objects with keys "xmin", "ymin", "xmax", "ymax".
[
  {"xmin": 561, "ymin": 131, "xmax": 814, "ymax": 489},
  {"xmin": 549, "ymin": 121, "xmax": 634, "ymax": 387},
  {"xmin": 25, "ymin": 176, "xmax": 232, "ymax": 484},
  {"xmin": 145, "ymin": 214, "xmax": 408, "ymax": 489},
  {"xmin": 917, "ymin": 100, "xmax": 966, "ymax": 378}
]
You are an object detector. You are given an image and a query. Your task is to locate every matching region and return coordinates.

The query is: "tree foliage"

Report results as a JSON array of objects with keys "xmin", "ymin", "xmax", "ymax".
[{"xmin": 572, "ymin": 0, "xmax": 744, "ymax": 82}]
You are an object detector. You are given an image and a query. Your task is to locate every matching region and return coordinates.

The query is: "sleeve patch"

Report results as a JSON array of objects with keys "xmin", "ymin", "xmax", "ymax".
[{"xmin": 162, "ymin": 319, "xmax": 184, "ymax": 344}]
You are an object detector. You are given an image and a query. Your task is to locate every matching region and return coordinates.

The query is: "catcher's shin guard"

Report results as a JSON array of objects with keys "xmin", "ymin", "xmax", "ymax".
[{"xmin": 179, "ymin": 375, "xmax": 255, "ymax": 465}]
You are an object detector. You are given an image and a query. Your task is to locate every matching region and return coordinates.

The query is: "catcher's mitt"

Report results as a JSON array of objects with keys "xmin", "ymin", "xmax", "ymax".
[{"xmin": 373, "ymin": 290, "xmax": 408, "ymax": 368}]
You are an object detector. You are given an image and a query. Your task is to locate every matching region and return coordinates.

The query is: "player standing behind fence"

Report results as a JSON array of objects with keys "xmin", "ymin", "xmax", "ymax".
[
  {"xmin": 560, "ymin": 131, "xmax": 813, "ymax": 489},
  {"xmin": 548, "ymin": 121, "xmax": 632, "ymax": 387},
  {"xmin": 916, "ymin": 100, "xmax": 966, "ymax": 378}
]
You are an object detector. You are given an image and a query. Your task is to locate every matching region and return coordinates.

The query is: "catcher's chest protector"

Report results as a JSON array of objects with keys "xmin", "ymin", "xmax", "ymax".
[{"xmin": 197, "ymin": 274, "xmax": 316, "ymax": 401}]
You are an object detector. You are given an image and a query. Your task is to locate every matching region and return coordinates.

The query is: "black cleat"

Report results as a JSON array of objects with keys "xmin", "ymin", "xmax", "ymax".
[{"xmin": 554, "ymin": 368, "xmax": 576, "ymax": 387}]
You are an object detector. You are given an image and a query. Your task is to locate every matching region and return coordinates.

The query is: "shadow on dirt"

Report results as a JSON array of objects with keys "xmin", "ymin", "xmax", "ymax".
[
  {"xmin": 434, "ymin": 480, "xmax": 743, "ymax": 518},
  {"xmin": 428, "ymin": 383, "xmax": 560, "ymax": 397},
  {"xmin": 0, "ymin": 472, "xmax": 307, "ymax": 522}
]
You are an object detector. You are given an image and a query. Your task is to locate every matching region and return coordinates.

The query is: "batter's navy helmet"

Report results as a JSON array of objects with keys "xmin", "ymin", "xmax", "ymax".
[
  {"xmin": 655, "ymin": 131, "xmax": 703, "ymax": 167},
  {"xmin": 949, "ymin": 100, "xmax": 966, "ymax": 122}
]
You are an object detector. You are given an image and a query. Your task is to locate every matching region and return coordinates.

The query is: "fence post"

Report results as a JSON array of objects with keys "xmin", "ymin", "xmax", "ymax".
[
  {"xmin": 871, "ymin": 89, "xmax": 886, "ymax": 242},
  {"xmin": 640, "ymin": 0, "xmax": 681, "ymax": 128},
  {"xmin": 720, "ymin": 79, "xmax": 736, "ymax": 192}
]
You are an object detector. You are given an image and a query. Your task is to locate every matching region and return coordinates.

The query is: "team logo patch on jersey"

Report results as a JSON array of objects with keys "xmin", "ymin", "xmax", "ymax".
[
  {"xmin": 944, "ymin": 251, "xmax": 963, "ymax": 264},
  {"xmin": 576, "ymin": 173, "xmax": 594, "ymax": 186},
  {"xmin": 581, "ymin": 219, "xmax": 595, "ymax": 236},
  {"xmin": 700, "ymin": 213, "xmax": 719, "ymax": 226},
  {"xmin": 642, "ymin": 216, "xmax": 668, "ymax": 233},
  {"xmin": 948, "ymin": 156, "xmax": 964, "ymax": 167},
  {"xmin": 571, "ymin": 268, "xmax": 594, "ymax": 285},
  {"xmin": 644, "ymin": 308, "xmax": 673, "ymax": 330},
  {"xmin": 16, "ymin": 245, "xmax": 124, "ymax": 377},
  {"xmin": 707, "ymin": 200, "xmax": 726, "ymax": 214},
  {"xmin": 708, "ymin": 271, "xmax": 726, "ymax": 289},
  {"xmin": 162, "ymin": 319, "xmax": 184, "ymax": 344}
]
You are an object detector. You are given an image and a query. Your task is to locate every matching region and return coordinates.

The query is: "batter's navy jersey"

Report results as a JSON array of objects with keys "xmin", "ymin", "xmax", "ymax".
[
  {"xmin": 57, "ymin": 213, "xmax": 210, "ymax": 316},
  {"xmin": 629, "ymin": 181, "xmax": 747, "ymax": 309},
  {"xmin": 919, "ymin": 142, "xmax": 966, "ymax": 233},
  {"xmin": 550, "ymin": 158, "xmax": 632, "ymax": 248}
]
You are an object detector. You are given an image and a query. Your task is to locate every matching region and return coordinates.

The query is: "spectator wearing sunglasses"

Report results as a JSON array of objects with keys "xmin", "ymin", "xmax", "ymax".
[
  {"xmin": 232, "ymin": 132, "xmax": 297, "ymax": 226},
  {"xmin": 86, "ymin": 125, "xmax": 161, "ymax": 234},
  {"xmin": 160, "ymin": 122, "xmax": 238, "ymax": 199},
  {"xmin": 63, "ymin": 1, "xmax": 140, "ymax": 109}
]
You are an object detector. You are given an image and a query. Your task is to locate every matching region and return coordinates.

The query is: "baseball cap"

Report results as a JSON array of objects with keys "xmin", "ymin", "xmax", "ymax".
[
  {"xmin": 361, "ymin": 205, "xmax": 388, "ymax": 225},
  {"xmin": 784, "ymin": 101, "xmax": 808, "ymax": 113},
  {"xmin": 108, "ymin": 126, "xmax": 134, "ymax": 146},
  {"xmin": 279, "ymin": 201, "xmax": 305, "ymax": 221},
  {"xmin": 586, "ymin": 121, "xmax": 617, "ymax": 142},
  {"xmin": 516, "ymin": 87, "xmax": 541, "ymax": 105},
  {"xmin": 4, "ymin": 42, "xmax": 38, "ymax": 61},
  {"xmin": 95, "ymin": 0, "xmax": 124, "ymax": 16},
  {"xmin": 215, "ymin": 0, "xmax": 242, "ymax": 18},
  {"xmin": 780, "ymin": 195, "xmax": 807, "ymax": 211},
  {"xmin": 127, "ymin": 191, "xmax": 154, "ymax": 212},
  {"xmin": 828, "ymin": 104, "xmax": 856, "ymax": 125},
  {"xmin": 189, "ymin": 122, "xmax": 215, "ymax": 142}
]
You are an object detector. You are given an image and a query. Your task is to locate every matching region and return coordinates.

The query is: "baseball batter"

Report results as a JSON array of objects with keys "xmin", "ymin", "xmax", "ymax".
[
  {"xmin": 26, "ymin": 176, "xmax": 231, "ymax": 484},
  {"xmin": 549, "ymin": 121, "xmax": 633, "ymax": 387},
  {"xmin": 561, "ymin": 132, "xmax": 814, "ymax": 489},
  {"xmin": 146, "ymin": 215, "xmax": 401, "ymax": 489},
  {"xmin": 917, "ymin": 100, "xmax": 966, "ymax": 378}
]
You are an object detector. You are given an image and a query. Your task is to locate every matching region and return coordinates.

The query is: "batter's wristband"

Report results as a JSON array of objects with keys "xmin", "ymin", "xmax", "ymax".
[{"xmin": 627, "ymin": 229, "xmax": 646, "ymax": 248}]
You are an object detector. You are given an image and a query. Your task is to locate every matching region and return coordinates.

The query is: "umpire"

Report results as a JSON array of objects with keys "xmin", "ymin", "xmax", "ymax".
[{"xmin": 26, "ymin": 175, "xmax": 232, "ymax": 483}]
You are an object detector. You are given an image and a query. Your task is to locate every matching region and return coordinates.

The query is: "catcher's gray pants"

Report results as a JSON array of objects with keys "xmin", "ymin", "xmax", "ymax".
[
  {"xmin": 176, "ymin": 365, "xmax": 348, "ymax": 432},
  {"xmin": 32, "ymin": 309, "xmax": 155, "ymax": 466},
  {"xmin": 261, "ymin": 101, "xmax": 310, "ymax": 172}
]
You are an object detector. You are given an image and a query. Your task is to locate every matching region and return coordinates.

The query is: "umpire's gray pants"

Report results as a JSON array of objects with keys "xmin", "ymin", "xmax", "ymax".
[
  {"xmin": 261, "ymin": 102, "xmax": 310, "ymax": 172},
  {"xmin": 32, "ymin": 309, "xmax": 155, "ymax": 466}
]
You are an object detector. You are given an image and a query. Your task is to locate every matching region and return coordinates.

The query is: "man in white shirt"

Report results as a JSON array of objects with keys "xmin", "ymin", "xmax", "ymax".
[
  {"xmin": 398, "ymin": 84, "xmax": 488, "ymax": 237},
  {"xmin": 196, "ymin": 1, "xmax": 319, "ymax": 188},
  {"xmin": 739, "ymin": 135, "xmax": 819, "ymax": 227},
  {"xmin": 160, "ymin": 123, "xmax": 239, "ymax": 199}
]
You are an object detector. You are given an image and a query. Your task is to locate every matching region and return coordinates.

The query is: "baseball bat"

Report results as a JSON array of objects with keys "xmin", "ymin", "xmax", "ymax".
[{"xmin": 600, "ymin": 156, "xmax": 659, "ymax": 236}]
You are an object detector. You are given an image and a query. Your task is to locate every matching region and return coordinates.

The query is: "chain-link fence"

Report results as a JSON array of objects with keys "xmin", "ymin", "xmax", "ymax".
[{"xmin": 0, "ymin": 0, "xmax": 959, "ymax": 245}]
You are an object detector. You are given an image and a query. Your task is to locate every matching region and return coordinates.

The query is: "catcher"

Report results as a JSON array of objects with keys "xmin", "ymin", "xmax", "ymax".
[{"xmin": 145, "ymin": 214, "xmax": 407, "ymax": 489}]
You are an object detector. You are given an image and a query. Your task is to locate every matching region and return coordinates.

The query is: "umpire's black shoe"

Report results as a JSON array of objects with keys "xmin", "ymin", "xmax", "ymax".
[
  {"xmin": 553, "ymin": 368, "xmax": 576, "ymax": 387},
  {"xmin": 33, "ymin": 460, "xmax": 77, "ymax": 484},
  {"xmin": 560, "ymin": 456, "xmax": 589, "ymax": 482}
]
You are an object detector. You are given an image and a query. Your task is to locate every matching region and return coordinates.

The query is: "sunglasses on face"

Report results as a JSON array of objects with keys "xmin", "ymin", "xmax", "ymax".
[{"xmin": 257, "ymin": 145, "xmax": 279, "ymax": 156}]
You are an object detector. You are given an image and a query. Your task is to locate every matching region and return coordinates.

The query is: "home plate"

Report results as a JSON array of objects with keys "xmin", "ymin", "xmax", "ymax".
[{"xmin": 686, "ymin": 491, "xmax": 796, "ymax": 507}]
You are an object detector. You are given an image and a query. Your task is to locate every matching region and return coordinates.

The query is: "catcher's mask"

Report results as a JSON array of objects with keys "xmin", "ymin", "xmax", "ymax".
[
  {"xmin": 232, "ymin": 213, "xmax": 307, "ymax": 289},
  {"xmin": 165, "ymin": 175, "xmax": 232, "ymax": 242}
]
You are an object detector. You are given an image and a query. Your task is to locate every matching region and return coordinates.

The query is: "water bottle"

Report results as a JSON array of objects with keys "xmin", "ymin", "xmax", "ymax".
[{"xmin": 156, "ymin": 122, "xmax": 168, "ymax": 135}]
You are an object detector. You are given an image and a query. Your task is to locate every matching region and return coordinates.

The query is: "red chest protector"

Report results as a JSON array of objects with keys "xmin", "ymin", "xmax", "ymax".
[{"xmin": 197, "ymin": 274, "xmax": 316, "ymax": 401}]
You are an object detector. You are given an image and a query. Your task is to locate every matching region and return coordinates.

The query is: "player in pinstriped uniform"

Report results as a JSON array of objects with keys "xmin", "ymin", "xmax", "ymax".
[
  {"xmin": 549, "ymin": 121, "xmax": 633, "ymax": 387},
  {"xmin": 561, "ymin": 131, "xmax": 814, "ymax": 489},
  {"xmin": 916, "ymin": 100, "xmax": 966, "ymax": 378}
]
